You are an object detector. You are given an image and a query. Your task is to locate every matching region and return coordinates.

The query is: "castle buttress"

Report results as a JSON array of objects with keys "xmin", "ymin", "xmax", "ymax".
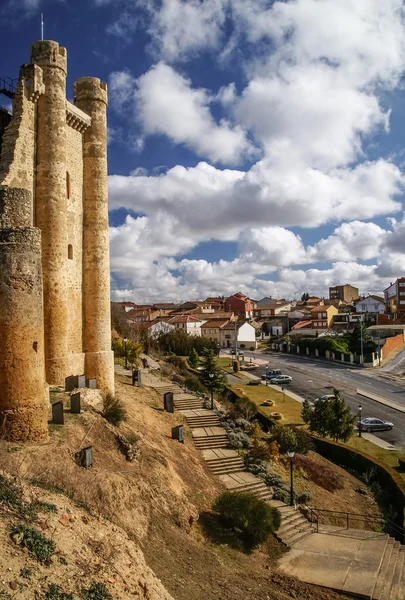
[{"xmin": 0, "ymin": 40, "xmax": 114, "ymax": 442}]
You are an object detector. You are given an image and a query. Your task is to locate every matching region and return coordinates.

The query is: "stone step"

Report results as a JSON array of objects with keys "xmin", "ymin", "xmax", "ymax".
[
  {"xmin": 373, "ymin": 538, "xmax": 395, "ymax": 600},
  {"xmin": 381, "ymin": 542, "xmax": 400, "ymax": 600},
  {"xmin": 252, "ymin": 488, "xmax": 273, "ymax": 501},
  {"xmin": 185, "ymin": 416, "xmax": 221, "ymax": 423},
  {"xmin": 187, "ymin": 420, "xmax": 222, "ymax": 427},
  {"xmin": 206, "ymin": 457, "xmax": 244, "ymax": 466},
  {"xmin": 278, "ymin": 513, "xmax": 307, "ymax": 535},
  {"xmin": 194, "ymin": 434, "xmax": 229, "ymax": 442},
  {"xmin": 194, "ymin": 439, "xmax": 229, "ymax": 447},
  {"xmin": 209, "ymin": 465, "xmax": 246, "ymax": 475},
  {"xmin": 391, "ymin": 548, "xmax": 405, "ymax": 600},
  {"xmin": 231, "ymin": 480, "xmax": 269, "ymax": 494},
  {"xmin": 282, "ymin": 525, "xmax": 314, "ymax": 547}
]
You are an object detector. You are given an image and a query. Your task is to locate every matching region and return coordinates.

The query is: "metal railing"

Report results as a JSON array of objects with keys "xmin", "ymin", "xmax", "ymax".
[
  {"xmin": 306, "ymin": 507, "xmax": 405, "ymax": 542},
  {"xmin": 0, "ymin": 76, "xmax": 17, "ymax": 99}
]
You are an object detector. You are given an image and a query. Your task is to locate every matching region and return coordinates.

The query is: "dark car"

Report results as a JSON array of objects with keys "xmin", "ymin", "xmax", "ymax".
[
  {"xmin": 261, "ymin": 369, "xmax": 282, "ymax": 380},
  {"xmin": 360, "ymin": 418, "xmax": 394, "ymax": 432}
]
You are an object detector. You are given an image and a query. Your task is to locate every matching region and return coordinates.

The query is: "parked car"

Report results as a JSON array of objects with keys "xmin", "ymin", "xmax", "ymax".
[
  {"xmin": 261, "ymin": 369, "xmax": 282, "ymax": 380},
  {"xmin": 240, "ymin": 363, "xmax": 259, "ymax": 371},
  {"xmin": 269, "ymin": 375, "xmax": 292, "ymax": 385},
  {"xmin": 359, "ymin": 418, "xmax": 394, "ymax": 432}
]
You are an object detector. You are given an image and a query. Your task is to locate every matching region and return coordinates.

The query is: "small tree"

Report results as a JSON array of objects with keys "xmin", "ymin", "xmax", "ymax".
[
  {"xmin": 308, "ymin": 397, "xmax": 333, "ymax": 438},
  {"xmin": 328, "ymin": 390, "xmax": 354, "ymax": 442},
  {"xmin": 126, "ymin": 340, "xmax": 143, "ymax": 368},
  {"xmin": 301, "ymin": 399, "xmax": 313, "ymax": 424},
  {"xmin": 301, "ymin": 292, "xmax": 310, "ymax": 302},
  {"xmin": 188, "ymin": 348, "xmax": 199, "ymax": 369},
  {"xmin": 233, "ymin": 359, "xmax": 239, "ymax": 372},
  {"xmin": 199, "ymin": 349, "xmax": 226, "ymax": 393}
]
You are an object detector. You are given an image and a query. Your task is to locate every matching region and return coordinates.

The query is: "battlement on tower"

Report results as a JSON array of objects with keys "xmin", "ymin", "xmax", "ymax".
[{"xmin": 0, "ymin": 40, "xmax": 114, "ymax": 443}]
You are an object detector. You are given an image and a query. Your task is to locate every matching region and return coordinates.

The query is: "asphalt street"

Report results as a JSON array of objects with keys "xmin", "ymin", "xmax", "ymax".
[{"xmin": 239, "ymin": 350, "xmax": 405, "ymax": 448}]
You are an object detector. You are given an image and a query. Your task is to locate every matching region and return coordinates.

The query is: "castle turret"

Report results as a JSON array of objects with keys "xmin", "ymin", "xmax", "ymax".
[
  {"xmin": 0, "ymin": 187, "xmax": 47, "ymax": 441},
  {"xmin": 74, "ymin": 77, "xmax": 114, "ymax": 395},
  {"xmin": 31, "ymin": 40, "xmax": 69, "ymax": 385}
]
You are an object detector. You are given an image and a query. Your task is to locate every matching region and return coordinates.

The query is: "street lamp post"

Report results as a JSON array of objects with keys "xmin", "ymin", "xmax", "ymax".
[
  {"xmin": 123, "ymin": 337, "xmax": 128, "ymax": 370},
  {"xmin": 287, "ymin": 450, "xmax": 295, "ymax": 506},
  {"xmin": 360, "ymin": 315, "xmax": 364, "ymax": 365},
  {"xmin": 209, "ymin": 373, "xmax": 214, "ymax": 410},
  {"xmin": 358, "ymin": 404, "xmax": 362, "ymax": 437},
  {"xmin": 265, "ymin": 365, "xmax": 268, "ymax": 386}
]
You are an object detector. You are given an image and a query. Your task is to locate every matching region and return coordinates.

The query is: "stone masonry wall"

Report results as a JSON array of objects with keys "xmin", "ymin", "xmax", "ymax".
[
  {"xmin": 66, "ymin": 124, "xmax": 85, "ymax": 374},
  {"xmin": 0, "ymin": 64, "xmax": 44, "ymax": 195}
]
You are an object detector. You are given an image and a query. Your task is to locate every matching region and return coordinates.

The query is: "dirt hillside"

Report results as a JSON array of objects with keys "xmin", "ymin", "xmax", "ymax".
[{"xmin": 0, "ymin": 374, "xmax": 359, "ymax": 599}]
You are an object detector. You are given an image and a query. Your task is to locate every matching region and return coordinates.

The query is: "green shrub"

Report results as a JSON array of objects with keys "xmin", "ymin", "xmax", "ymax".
[
  {"xmin": 102, "ymin": 394, "xmax": 127, "ymax": 426},
  {"xmin": 81, "ymin": 582, "xmax": 112, "ymax": 600},
  {"xmin": 43, "ymin": 584, "xmax": 74, "ymax": 599},
  {"xmin": 184, "ymin": 376, "xmax": 205, "ymax": 393},
  {"xmin": 10, "ymin": 523, "xmax": 55, "ymax": 565},
  {"xmin": 213, "ymin": 491, "xmax": 280, "ymax": 548},
  {"xmin": 271, "ymin": 425, "xmax": 313, "ymax": 454},
  {"xmin": 0, "ymin": 475, "xmax": 22, "ymax": 511}
]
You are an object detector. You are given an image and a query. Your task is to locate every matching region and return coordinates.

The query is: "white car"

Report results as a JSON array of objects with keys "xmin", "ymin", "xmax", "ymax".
[{"xmin": 269, "ymin": 375, "xmax": 292, "ymax": 385}]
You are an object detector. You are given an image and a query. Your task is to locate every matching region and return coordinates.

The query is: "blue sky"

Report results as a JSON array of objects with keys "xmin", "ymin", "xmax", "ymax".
[{"xmin": 2, "ymin": 0, "xmax": 405, "ymax": 302}]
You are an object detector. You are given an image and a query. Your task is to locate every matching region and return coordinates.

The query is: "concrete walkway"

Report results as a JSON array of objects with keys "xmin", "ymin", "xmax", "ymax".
[{"xmin": 277, "ymin": 525, "xmax": 405, "ymax": 600}]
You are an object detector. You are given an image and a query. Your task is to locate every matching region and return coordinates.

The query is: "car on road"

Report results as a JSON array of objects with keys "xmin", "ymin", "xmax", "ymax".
[
  {"xmin": 268, "ymin": 374, "xmax": 292, "ymax": 385},
  {"xmin": 261, "ymin": 369, "xmax": 282, "ymax": 380},
  {"xmin": 359, "ymin": 418, "xmax": 394, "ymax": 432},
  {"xmin": 240, "ymin": 363, "xmax": 260, "ymax": 371}
]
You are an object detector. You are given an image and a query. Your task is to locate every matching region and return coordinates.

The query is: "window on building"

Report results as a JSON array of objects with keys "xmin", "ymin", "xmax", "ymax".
[
  {"xmin": 400, "ymin": 283, "xmax": 405, "ymax": 287},
  {"xmin": 68, "ymin": 244, "xmax": 73, "ymax": 260},
  {"xmin": 66, "ymin": 172, "xmax": 70, "ymax": 199},
  {"xmin": 400, "ymin": 292, "xmax": 405, "ymax": 296}
]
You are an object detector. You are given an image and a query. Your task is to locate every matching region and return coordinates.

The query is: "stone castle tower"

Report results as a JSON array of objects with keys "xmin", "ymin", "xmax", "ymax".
[{"xmin": 0, "ymin": 40, "xmax": 114, "ymax": 442}]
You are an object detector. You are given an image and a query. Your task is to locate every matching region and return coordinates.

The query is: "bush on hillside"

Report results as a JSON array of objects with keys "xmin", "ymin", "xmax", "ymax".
[
  {"xmin": 102, "ymin": 394, "xmax": 127, "ymax": 426},
  {"xmin": 184, "ymin": 376, "xmax": 205, "ymax": 394},
  {"xmin": 213, "ymin": 491, "xmax": 281, "ymax": 548},
  {"xmin": 271, "ymin": 425, "xmax": 313, "ymax": 455}
]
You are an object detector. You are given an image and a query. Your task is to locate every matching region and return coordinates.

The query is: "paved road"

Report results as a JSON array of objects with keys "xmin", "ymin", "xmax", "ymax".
[{"xmin": 240, "ymin": 351, "xmax": 405, "ymax": 448}]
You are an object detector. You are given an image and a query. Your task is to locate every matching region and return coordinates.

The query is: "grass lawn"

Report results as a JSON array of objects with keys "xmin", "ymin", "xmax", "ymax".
[
  {"xmin": 229, "ymin": 382, "xmax": 304, "ymax": 426},
  {"xmin": 217, "ymin": 357, "xmax": 249, "ymax": 379},
  {"xmin": 345, "ymin": 435, "xmax": 405, "ymax": 479}
]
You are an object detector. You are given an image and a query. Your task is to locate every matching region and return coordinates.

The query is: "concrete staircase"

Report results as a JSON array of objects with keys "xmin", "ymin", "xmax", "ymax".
[
  {"xmin": 269, "ymin": 500, "xmax": 315, "ymax": 546},
  {"xmin": 192, "ymin": 426, "xmax": 230, "ymax": 449},
  {"xmin": 218, "ymin": 471, "xmax": 273, "ymax": 502},
  {"xmin": 202, "ymin": 449, "xmax": 245, "ymax": 475},
  {"xmin": 173, "ymin": 393, "xmax": 206, "ymax": 410},
  {"xmin": 372, "ymin": 537, "xmax": 405, "ymax": 600},
  {"xmin": 180, "ymin": 409, "xmax": 221, "ymax": 428}
]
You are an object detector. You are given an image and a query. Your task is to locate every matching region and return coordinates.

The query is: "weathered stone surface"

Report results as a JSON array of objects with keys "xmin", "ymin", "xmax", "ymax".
[{"xmin": 0, "ymin": 40, "xmax": 114, "ymax": 444}]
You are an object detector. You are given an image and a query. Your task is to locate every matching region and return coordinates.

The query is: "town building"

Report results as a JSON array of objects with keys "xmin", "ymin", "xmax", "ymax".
[
  {"xmin": 355, "ymin": 295, "xmax": 385, "ymax": 315},
  {"xmin": 329, "ymin": 284, "xmax": 359, "ymax": 303},
  {"xmin": 224, "ymin": 292, "xmax": 255, "ymax": 318},
  {"xmin": 310, "ymin": 305, "xmax": 339, "ymax": 330},
  {"xmin": 384, "ymin": 278, "xmax": 405, "ymax": 320},
  {"xmin": 0, "ymin": 40, "xmax": 113, "ymax": 442}
]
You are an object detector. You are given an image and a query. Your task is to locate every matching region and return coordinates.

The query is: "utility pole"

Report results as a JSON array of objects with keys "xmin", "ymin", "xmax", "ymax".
[{"xmin": 360, "ymin": 314, "xmax": 364, "ymax": 365}]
